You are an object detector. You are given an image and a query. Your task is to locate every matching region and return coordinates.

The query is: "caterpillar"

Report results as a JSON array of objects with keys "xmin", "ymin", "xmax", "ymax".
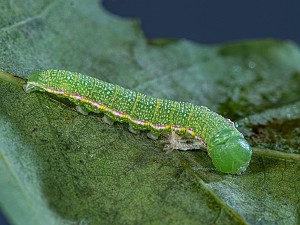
[{"xmin": 24, "ymin": 70, "xmax": 252, "ymax": 174}]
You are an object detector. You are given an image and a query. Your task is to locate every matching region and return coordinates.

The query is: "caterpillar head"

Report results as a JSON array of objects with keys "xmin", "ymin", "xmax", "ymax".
[{"xmin": 208, "ymin": 128, "xmax": 252, "ymax": 174}]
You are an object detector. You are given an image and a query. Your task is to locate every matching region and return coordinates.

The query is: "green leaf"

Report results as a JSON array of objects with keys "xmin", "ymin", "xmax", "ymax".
[{"xmin": 0, "ymin": 1, "xmax": 299, "ymax": 225}]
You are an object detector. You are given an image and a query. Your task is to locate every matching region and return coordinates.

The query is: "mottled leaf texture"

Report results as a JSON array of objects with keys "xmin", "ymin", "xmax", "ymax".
[{"xmin": 0, "ymin": 1, "xmax": 299, "ymax": 225}]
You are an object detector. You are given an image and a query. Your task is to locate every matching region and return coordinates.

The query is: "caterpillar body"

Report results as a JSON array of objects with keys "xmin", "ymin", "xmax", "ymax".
[{"xmin": 24, "ymin": 70, "xmax": 252, "ymax": 174}]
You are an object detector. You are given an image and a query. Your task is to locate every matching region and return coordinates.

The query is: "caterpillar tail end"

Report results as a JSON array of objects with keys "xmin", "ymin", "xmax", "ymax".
[
  {"xmin": 23, "ymin": 83, "xmax": 38, "ymax": 93},
  {"xmin": 208, "ymin": 129, "xmax": 252, "ymax": 174}
]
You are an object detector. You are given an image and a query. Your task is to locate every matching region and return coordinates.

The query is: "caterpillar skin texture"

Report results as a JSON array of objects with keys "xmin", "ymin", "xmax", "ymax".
[{"xmin": 25, "ymin": 70, "xmax": 252, "ymax": 174}]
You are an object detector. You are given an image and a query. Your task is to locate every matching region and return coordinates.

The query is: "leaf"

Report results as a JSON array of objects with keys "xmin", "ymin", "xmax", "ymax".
[{"xmin": 0, "ymin": 1, "xmax": 299, "ymax": 225}]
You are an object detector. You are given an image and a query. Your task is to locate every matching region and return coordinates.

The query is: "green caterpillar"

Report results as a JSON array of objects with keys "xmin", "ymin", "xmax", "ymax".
[{"xmin": 24, "ymin": 70, "xmax": 252, "ymax": 174}]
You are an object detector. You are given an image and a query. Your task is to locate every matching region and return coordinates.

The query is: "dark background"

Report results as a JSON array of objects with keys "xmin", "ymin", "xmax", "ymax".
[
  {"xmin": 1, "ymin": 1, "xmax": 299, "ymax": 225},
  {"xmin": 102, "ymin": 0, "xmax": 300, "ymax": 45}
]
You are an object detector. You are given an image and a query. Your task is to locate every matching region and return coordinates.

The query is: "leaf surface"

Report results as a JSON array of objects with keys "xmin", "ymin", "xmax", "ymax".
[{"xmin": 0, "ymin": 1, "xmax": 299, "ymax": 225}]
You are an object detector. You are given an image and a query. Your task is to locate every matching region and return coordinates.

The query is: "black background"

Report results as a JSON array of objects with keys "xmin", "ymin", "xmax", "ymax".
[
  {"xmin": 0, "ymin": 213, "xmax": 9, "ymax": 225},
  {"xmin": 102, "ymin": 0, "xmax": 300, "ymax": 44}
]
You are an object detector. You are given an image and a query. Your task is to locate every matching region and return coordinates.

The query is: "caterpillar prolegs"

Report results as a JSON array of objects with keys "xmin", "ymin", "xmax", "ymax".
[{"xmin": 24, "ymin": 70, "xmax": 252, "ymax": 174}]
